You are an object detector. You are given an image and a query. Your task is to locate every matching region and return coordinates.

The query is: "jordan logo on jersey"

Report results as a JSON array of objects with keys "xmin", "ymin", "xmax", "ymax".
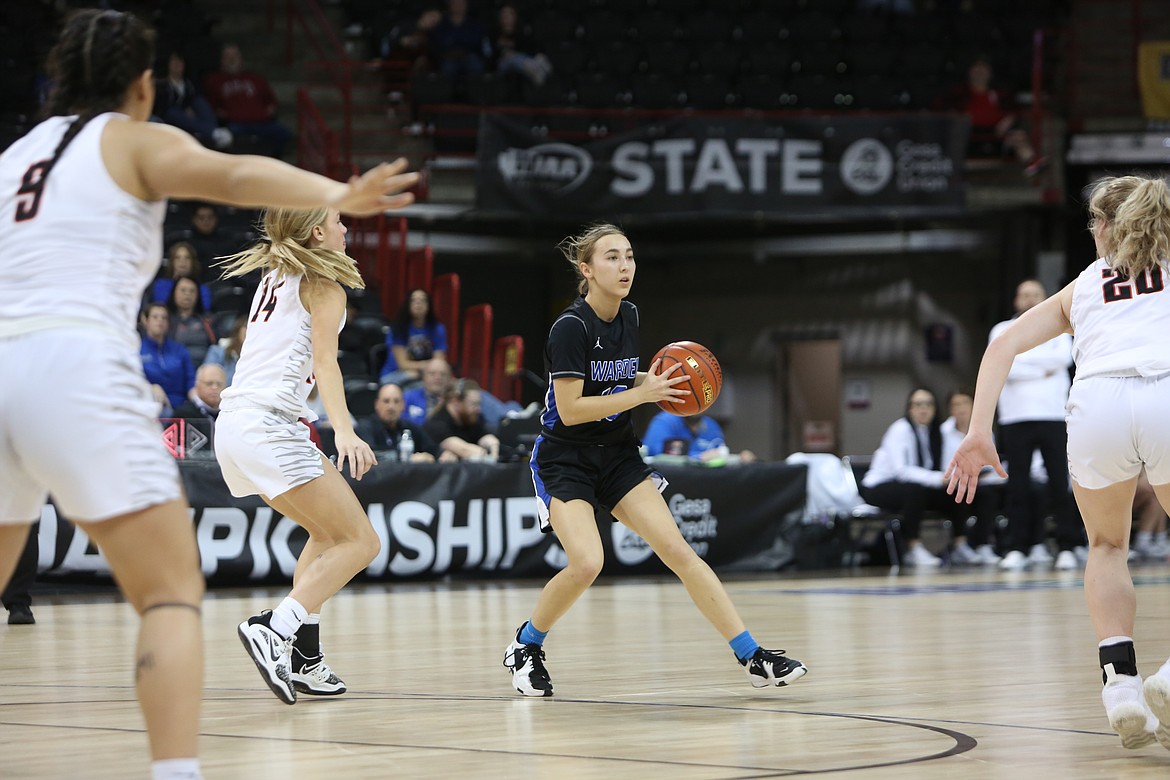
[{"xmin": 593, "ymin": 337, "xmax": 603, "ymax": 349}]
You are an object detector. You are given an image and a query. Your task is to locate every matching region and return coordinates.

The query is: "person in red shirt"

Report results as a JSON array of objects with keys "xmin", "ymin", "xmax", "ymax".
[
  {"xmin": 203, "ymin": 43, "xmax": 292, "ymax": 157},
  {"xmin": 939, "ymin": 57, "xmax": 1043, "ymax": 175}
]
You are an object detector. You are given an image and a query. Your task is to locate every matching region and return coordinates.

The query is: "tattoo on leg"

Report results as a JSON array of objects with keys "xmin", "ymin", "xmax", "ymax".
[{"xmin": 136, "ymin": 652, "xmax": 155, "ymax": 682}]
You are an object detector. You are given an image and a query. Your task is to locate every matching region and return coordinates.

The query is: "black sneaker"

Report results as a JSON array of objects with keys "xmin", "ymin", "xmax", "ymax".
[
  {"xmin": 237, "ymin": 611, "xmax": 296, "ymax": 704},
  {"xmin": 7, "ymin": 605, "xmax": 34, "ymax": 625},
  {"xmin": 739, "ymin": 647, "xmax": 807, "ymax": 688},
  {"xmin": 503, "ymin": 624, "xmax": 553, "ymax": 697}
]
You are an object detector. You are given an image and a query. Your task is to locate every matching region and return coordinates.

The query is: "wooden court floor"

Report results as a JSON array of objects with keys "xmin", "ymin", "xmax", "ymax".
[{"xmin": 6, "ymin": 565, "xmax": 1170, "ymax": 779}]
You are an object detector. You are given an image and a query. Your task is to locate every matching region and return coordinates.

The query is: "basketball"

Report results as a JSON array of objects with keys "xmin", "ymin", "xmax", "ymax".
[{"xmin": 652, "ymin": 341, "xmax": 723, "ymax": 416}]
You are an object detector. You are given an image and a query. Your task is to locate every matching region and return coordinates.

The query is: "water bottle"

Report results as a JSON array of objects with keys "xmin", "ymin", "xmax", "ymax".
[{"xmin": 397, "ymin": 428, "xmax": 415, "ymax": 462}]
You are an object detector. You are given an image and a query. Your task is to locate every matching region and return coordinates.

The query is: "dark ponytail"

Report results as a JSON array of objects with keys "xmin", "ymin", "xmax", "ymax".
[{"xmin": 37, "ymin": 10, "xmax": 155, "ymax": 203}]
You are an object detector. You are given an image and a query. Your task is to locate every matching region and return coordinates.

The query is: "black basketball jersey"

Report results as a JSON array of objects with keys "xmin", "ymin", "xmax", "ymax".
[{"xmin": 540, "ymin": 296, "xmax": 641, "ymax": 446}]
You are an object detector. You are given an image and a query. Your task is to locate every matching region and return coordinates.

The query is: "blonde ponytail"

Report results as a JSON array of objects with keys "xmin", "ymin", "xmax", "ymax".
[
  {"xmin": 217, "ymin": 206, "xmax": 365, "ymax": 289},
  {"xmin": 1087, "ymin": 175, "xmax": 1170, "ymax": 278}
]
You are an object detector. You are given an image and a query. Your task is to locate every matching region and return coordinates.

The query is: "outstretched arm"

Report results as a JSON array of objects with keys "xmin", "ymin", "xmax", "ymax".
[
  {"xmin": 946, "ymin": 281, "xmax": 1075, "ymax": 502},
  {"xmin": 120, "ymin": 121, "xmax": 418, "ymax": 215}
]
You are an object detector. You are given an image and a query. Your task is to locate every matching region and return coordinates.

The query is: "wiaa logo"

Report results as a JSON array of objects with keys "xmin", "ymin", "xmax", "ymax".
[
  {"xmin": 497, "ymin": 143, "xmax": 592, "ymax": 194},
  {"xmin": 839, "ymin": 138, "xmax": 893, "ymax": 196}
]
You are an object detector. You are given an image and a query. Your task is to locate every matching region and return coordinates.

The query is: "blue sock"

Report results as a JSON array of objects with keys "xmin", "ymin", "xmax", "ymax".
[
  {"xmin": 730, "ymin": 630, "xmax": 760, "ymax": 662},
  {"xmin": 519, "ymin": 620, "xmax": 548, "ymax": 646}
]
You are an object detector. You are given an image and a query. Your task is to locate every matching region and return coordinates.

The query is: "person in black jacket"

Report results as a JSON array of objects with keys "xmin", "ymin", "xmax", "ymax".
[{"xmin": 356, "ymin": 382, "xmax": 441, "ymax": 462}]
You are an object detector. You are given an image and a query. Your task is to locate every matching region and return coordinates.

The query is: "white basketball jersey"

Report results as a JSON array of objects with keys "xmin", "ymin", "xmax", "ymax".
[
  {"xmin": 0, "ymin": 113, "xmax": 165, "ymax": 346},
  {"xmin": 1070, "ymin": 257, "xmax": 1170, "ymax": 379},
  {"xmin": 221, "ymin": 270, "xmax": 345, "ymax": 421}
]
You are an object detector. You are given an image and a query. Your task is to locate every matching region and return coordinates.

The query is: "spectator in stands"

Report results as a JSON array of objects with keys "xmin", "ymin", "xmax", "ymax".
[
  {"xmin": 936, "ymin": 57, "xmax": 1043, "ymax": 175},
  {"xmin": 859, "ymin": 387, "xmax": 967, "ymax": 567},
  {"xmin": 166, "ymin": 275, "xmax": 216, "ymax": 364},
  {"xmin": 404, "ymin": 356, "xmax": 452, "ymax": 424},
  {"xmin": 356, "ymin": 382, "xmax": 444, "ymax": 462},
  {"xmin": 151, "ymin": 241, "xmax": 212, "ymax": 310},
  {"xmin": 380, "ymin": 6, "xmax": 442, "ymax": 73},
  {"xmin": 2, "ymin": 526, "xmax": 37, "ymax": 625},
  {"xmin": 940, "ymin": 388, "xmax": 1004, "ymax": 565},
  {"xmin": 491, "ymin": 4, "xmax": 551, "ymax": 86},
  {"xmin": 424, "ymin": 378, "xmax": 500, "ymax": 460},
  {"xmin": 203, "ymin": 43, "xmax": 292, "ymax": 157},
  {"xmin": 203, "ymin": 316, "xmax": 246, "ymax": 385},
  {"xmin": 379, "ymin": 288, "xmax": 449, "ymax": 385},
  {"xmin": 154, "ymin": 50, "xmax": 231, "ymax": 149},
  {"xmin": 140, "ymin": 303, "xmax": 195, "ymax": 415},
  {"xmin": 989, "ymin": 278, "xmax": 1080, "ymax": 572},
  {"xmin": 175, "ymin": 203, "xmax": 241, "ymax": 264},
  {"xmin": 174, "ymin": 363, "xmax": 226, "ymax": 423},
  {"xmin": 432, "ymin": 0, "xmax": 491, "ymax": 79},
  {"xmin": 642, "ymin": 411, "xmax": 757, "ymax": 464}
]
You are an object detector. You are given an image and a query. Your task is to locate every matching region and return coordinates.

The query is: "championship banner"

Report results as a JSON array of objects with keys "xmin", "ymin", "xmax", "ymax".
[
  {"xmin": 476, "ymin": 113, "xmax": 968, "ymax": 216},
  {"xmin": 33, "ymin": 461, "xmax": 806, "ymax": 585}
]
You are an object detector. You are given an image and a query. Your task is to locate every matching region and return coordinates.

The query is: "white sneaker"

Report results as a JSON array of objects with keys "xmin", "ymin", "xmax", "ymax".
[
  {"xmin": 238, "ymin": 612, "xmax": 296, "ymax": 704},
  {"xmin": 292, "ymin": 647, "xmax": 347, "ymax": 695},
  {"xmin": 1028, "ymin": 543, "xmax": 1054, "ymax": 564},
  {"xmin": 905, "ymin": 545, "xmax": 942, "ymax": 567},
  {"xmin": 999, "ymin": 550, "xmax": 1029, "ymax": 570},
  {"xmin": 950, "ymin": 543, "xmax": 980, "ymax": 565},
  {"xmin": 975, "ymin": 544, "xmax": 1002, "ymax": 565},
  {"xmin": 1143, "ymin": 671, "xmax": 1170, "ymax": 750},
  {"xmin": 1054, "ymin": 550, "xmax": 1078, "ymax": 570},
  {"xmin": 1104, "ymin": 671, "xmax": 1158, "ymax": 749}
]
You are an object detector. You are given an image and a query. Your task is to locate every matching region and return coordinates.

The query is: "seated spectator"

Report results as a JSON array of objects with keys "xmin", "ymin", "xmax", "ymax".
[
  {"xmin": 424, "ymin": 378, "xmax": 500, "ymax": 461},
  {"xmin": 491, "ymin": 4, "xmax": 551, "ymax": 86},
  {"xmin": 154, "ymin": 49, "xmax": 232, "ymax": 149},
  {"xmin": 935, "ymin": 57, "xmax": 1043, "ymax": 175},
  {"xmin": 642, "ymin": 411, "xmax": 757, "ymax": 465},
  {"xmin": 356, "ymin": 382, "xmax": 444, "ymax": 462},
  {"xmin": 858, "ymin": 387, "xmax": 967, "ymax": 567},
  {"xmin": 432, "ymin": 0, "xmax": 490, "ymax": 79},
  {"xmin": 203, "ymin": 317, "xmax": 246, "ymax": 385},
  {"xmin": 203, "ymin": 43, "xmax": 292, "ymax": 157},
  {"xmin": 940, "ymin": 388, "xmax": 1004, "ymax": 565},
  {"xmin": 166, "ymin": 274, "xmax": 215, "ymax": 364},
  {"xmin": 170, "ymin": 203, "xmax": 243, "ymax": 264},
  {"xmin": 404, "ymin": 356, "xmax": 452, "ymax": 424},
  {"xmin": 174, "ymin": 363, "xmax": 226, "ymax": 423},
  {"xmin": 379, "ymin": 288, "xmax": 448, "ymax": 385},
  {"xmin": 140, "ymin": 303, "xmax": 194, "ymax": 414},
  {"xmin": 380, "ymin": 6, "xmax": 442, "ymax": 73},
  {"xmin": 151, "ymin": 241, "xmax": 212, "ymax": 310}
]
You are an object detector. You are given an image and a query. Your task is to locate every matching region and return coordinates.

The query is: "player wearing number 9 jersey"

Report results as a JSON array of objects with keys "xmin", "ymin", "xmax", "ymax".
[
  {"xmin": 503, "ymin": 223, "xmax": 808, "ymax": 698},
  {"xmin": 215, "ymin": 207, "xmax": 384, "ymax": 706},
  {"xmin": 946, "ymin": 174, "xmax": 1170, "ymax": 753},
  {"xmin": 0, "ymin": 9, "xmax": 415, "ymax": 780}
]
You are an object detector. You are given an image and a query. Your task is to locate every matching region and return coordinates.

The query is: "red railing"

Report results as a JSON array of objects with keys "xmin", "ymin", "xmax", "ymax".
[{"xmin": 296, "ymin": 87, "xmax": 342, "ymax": 179}]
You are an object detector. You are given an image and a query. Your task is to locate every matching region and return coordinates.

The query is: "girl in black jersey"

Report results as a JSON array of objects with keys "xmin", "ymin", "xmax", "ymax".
[{"xmin": 503, "ymin": 224, "xmax": 808, "ymax": 696}]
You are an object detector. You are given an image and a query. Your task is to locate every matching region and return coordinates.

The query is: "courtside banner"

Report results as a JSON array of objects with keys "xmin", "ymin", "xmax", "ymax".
[
  {"xmin": 34, "ymin": 461, "xmax": 805, "ymax": 585},
  {"xmin": 476, "ymin": 113, "xmax": 968, "ymax": 216}
]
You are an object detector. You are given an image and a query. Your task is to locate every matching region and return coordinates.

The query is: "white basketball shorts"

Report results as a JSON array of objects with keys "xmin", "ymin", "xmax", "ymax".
[
  {"xmin": 214, "ymin": 407, "xmax": 324, "ymax": 499},
  {"xmin": 0, "ymin": 329, "xmax": 182, "ymax": 524},
  {"xmin": 1066, "ymin": 373, "xmax": 1170, "ymax": 489}
]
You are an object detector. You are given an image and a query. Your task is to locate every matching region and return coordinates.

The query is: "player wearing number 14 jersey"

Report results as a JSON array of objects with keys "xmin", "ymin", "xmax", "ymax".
[
  {"xmin": 946, "ymin": 174, "xmax": 1170, "ymax": 754},
  {"xmin": 215, "ymin": 207, "xmax": 382, "ymax": 705}
]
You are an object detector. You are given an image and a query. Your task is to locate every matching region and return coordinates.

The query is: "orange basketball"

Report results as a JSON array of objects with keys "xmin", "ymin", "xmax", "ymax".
[{"xmin": 651, "ymin": 341, "xmax": 723, "ymax": 417}]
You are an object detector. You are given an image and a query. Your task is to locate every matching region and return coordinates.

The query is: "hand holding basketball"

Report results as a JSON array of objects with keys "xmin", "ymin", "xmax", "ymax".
[{"xmin": 651, "ymin": 341, "xmax": 723, "ymax": 417}]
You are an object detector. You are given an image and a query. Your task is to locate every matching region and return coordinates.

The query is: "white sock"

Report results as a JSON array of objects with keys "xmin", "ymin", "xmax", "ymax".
[
  {"xmin": 1100, "ymin": 636, "xmax": 1134, "ymax": 649},
  {"xmin": 151, "ymin": 758, "xmax": 202, "ymax": 780},
  {"xmin": 270, "ymin": 597, "xmax": 308, "ymax": 639},
  {"xmin": 304, "ymin": 612, "xmax": 321, "ymax": 625}
]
